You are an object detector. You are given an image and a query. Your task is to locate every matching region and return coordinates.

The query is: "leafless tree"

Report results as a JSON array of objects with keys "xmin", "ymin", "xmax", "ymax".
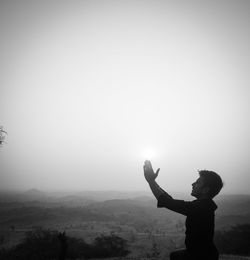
[{"xmin": 0, "ymin": 126, "xmax": 7, "ymax": 146}]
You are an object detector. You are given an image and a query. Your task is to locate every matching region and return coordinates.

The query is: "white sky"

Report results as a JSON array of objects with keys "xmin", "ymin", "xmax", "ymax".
[{"xmin": 0, "ymin": 0, "xmax": 249, "ymax": 194}]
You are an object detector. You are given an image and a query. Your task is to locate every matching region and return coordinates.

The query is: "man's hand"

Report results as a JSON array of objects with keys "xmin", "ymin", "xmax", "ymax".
[{"xmin": 143, "ymin": 160, "xmax": 160, "ymax": 183}]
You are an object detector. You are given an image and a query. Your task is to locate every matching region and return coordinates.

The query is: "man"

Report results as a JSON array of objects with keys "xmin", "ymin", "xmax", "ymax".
[{"xmin": 143, "ymin": 160, "xmax": 223, "ymax": 260}]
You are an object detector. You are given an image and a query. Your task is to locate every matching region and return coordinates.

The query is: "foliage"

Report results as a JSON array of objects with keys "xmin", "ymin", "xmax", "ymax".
[
  {"xmin": 0, "ymin": 228, "xmax": 129, "ymax": 260},
  {"xmin": 215, "ymin": 224, "xmax": 250, "ymax": 256},
  {"xmin": 93, "ymin": 232, "xmax": 129, "ymax": 258},
  {"xmin": 0, "ymin": 228, "xmax": 62, "ymax": 260},
  {"xmin": 146, "ymin": 240, "xmax": 160, "ymax": 259}
]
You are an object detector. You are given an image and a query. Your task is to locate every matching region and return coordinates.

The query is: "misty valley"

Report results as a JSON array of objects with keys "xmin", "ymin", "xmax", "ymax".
[{"xmin": 0, "ymin": 190, "xmax": 250, "ymax": 259}]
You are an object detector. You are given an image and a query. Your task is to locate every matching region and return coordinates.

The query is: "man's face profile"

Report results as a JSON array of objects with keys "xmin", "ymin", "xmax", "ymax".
[{"xmin": 191, "ymin": 177, "xmax": 209, "ymax": 199}]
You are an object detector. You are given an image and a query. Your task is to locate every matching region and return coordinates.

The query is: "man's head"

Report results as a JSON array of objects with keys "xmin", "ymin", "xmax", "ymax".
[{"xmin": 191, "ymin": 170, "xmax": 223, "ymax": 199}]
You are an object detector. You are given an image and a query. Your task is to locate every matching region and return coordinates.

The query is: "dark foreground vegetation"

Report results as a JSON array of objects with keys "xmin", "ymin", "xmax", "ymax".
[
  {"xmin": 0, "ymin": 228, "xmax": 129, "ymax": 260},
  {"xmin": 1, "ymin": 191, "xmax": 250, "ymax": 259},
  {"xmin": 215, "ymin": 224, "xmax": 250, "ymax": 256},
  {"xmin": 1, "ymin": 224, "xmax": 250, "ymax": 260}
]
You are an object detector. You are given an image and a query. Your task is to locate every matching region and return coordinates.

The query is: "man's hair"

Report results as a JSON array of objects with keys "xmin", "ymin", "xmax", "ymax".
[{"xmin": 198, "ymin": 170, "xmax": 223, "ymax": 198}]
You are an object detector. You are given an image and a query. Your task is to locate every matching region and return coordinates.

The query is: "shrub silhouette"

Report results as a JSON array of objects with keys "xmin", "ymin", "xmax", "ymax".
[
  {"xmin": 146, "ymin": 241, "xmax": 160, "ymax": 259},
  {"xmin": 93, "ymin": 233, "xmax": 129, "ymax": 258},
  {"xmin": 0, "ymin": 228, "xmax": 62, "ymax": 260},
  {"xmin": 0, "ymin": 228, "xmax": 129, "ymax": 260},
  {"xmin": 215, "ymin": 224, "xmax": 250, "ymax": 256}
]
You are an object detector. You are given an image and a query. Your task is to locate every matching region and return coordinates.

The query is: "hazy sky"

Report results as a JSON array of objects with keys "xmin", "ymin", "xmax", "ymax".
[{"xmin": 0, "ymin": 0, "xmax": 249, "ymax": 194}]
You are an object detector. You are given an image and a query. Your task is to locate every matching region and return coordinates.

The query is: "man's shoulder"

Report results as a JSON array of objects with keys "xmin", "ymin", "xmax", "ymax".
[{"xmin": 190, "ymin": 199, "xmax": 217, "ymax": 211}]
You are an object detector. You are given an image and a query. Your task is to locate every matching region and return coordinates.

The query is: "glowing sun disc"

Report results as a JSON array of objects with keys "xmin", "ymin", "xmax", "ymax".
[{"xmin": 142, "ymin": 148, "xmax": 156, "ymax": 160}]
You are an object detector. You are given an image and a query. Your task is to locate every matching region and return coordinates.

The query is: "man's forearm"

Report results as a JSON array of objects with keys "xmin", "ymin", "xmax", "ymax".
[{"xmin": 148, "ymin": 180, "xmax": 166, "ymax": 200}]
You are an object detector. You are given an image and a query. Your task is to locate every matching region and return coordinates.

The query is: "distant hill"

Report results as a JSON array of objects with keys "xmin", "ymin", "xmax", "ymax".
[
  {"xmin": 21, "ymin": 189, "xmax": 47, "ymax": 200},
  {"xmin": 216, "ymin": 195, "xmax": 250, "ymax": 215},
  {"xmin": 0, "ymin": 190, "xmax": 250, "ymax": 231},
  {"xmin": 0, "ymin": 190, "xmax": 153, "ymax": 203}
]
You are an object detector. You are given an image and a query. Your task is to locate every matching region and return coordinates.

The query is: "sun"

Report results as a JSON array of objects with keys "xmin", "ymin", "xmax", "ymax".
[{"xmin": 141, "ymin": 148, "xmax": 156, "ymax": 160}]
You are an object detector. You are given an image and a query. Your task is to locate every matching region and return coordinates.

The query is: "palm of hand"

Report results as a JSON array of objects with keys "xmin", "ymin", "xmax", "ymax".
[{"xmin": 143, "ymin": 160, "xmax": 160, "ymax": 182}]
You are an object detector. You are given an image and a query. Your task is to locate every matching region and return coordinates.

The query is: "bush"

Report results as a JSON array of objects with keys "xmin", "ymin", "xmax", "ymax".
[
  {"xmin": 0, "ymin": 228, "xmax": 129, "ymax": 260},
  {"xmin": 215, "ymin": 224, "xmax": 250, "ymax": 256},
  {"xmin": 93, "ymin": 233, "xmax": 129, "ymax": 258},
  {"xmin": 0, "ymin": 228, "xmax": 63, "ymax": 260}
]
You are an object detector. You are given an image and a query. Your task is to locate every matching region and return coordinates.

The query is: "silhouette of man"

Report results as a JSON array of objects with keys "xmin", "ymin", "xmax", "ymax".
[{"xmin": 143, "ymin": 160, "xmax": 223, "ymax": 260}]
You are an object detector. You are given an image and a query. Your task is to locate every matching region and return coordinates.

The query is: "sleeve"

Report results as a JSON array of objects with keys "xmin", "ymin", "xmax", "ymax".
[{"xmin": 157, "ymin": 193, "xmax": 193, "ymax": 216}]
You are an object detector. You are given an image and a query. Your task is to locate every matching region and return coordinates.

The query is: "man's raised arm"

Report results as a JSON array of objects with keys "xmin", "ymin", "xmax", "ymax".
[
  {"xmin": 143, "ymin": 160, "xmax": 192, "ymax": 216},
  {"xmin": 143, "ymin": 160, "xmax": 171, "ymax": 200}
]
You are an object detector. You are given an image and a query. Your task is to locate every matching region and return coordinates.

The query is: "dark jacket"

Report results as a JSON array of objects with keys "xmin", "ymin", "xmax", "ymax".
[{"xmin": 157, "ymin": 193, "xmax": 218, "ymax": 257}]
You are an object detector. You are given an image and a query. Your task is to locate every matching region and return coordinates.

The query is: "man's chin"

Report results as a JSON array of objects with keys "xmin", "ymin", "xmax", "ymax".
[{"xmin": 191, "ymin": 192, "xmax": 200, "ymax": 199}]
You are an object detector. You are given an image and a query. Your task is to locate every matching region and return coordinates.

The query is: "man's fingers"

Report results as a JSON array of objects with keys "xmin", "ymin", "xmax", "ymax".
[
  {"xmin": 144, "ymin": 160, "xmax": 153, "ymax": 169},
  {"xmin": 144, "ymin": 160, "xmax": 151, "ymax": 166}
]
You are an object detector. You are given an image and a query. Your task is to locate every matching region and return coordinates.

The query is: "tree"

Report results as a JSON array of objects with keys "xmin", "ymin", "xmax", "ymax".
[{"xmin": 0, "ymin": 126, "xmax": 7, "ymax": 146}]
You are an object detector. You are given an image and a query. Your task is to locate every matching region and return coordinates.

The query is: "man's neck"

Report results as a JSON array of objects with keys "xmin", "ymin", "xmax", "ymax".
[{"xmin": 197, "ymin": 194, "xmax": 211, "ymax": 200}]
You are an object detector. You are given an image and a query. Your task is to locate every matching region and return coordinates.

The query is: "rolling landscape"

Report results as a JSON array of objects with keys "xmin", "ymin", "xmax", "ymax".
[{"xmin": 0, "ymin": 190, "xmax": 250, "ymax": 259}]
